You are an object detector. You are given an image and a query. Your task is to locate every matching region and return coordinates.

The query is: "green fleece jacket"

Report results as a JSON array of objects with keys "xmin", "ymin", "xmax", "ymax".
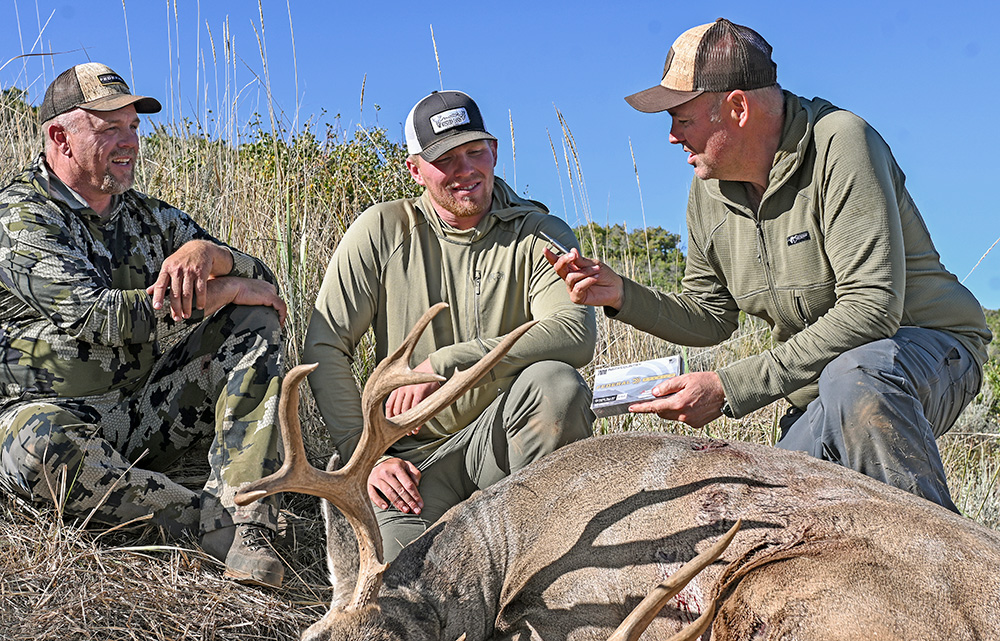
[
  {"xmin": 614, "ymin": 92, "xmax": 991, "ymax": 418},
  {"xmin": 304, "ymin": 178, "xmax": 596, "ymax": 458}
]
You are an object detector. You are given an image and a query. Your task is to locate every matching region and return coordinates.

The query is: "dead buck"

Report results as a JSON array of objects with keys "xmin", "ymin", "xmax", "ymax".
[{"xmin": 237, "ymin": 304, "xmax": 1000, "ymax": 640}]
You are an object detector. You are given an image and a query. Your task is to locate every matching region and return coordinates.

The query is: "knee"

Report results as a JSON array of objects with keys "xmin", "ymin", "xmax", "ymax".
[
  {"xmin": 221, "ymin": 304, "xmax": 282, "ymax": 339},
  {"xmin": 511, "ymin": 361, "xmax": 594, "ymax": 442},
  {"xmin": 212, "ymin": 305, "xmax": 284, "ymax": 373},
  {"xmin": 818, "ymin": 343, "xmax": 910, "ymax": 415},
  {"xmin": 1, "ymin": 406, "xmax": 89, "ymax": 498},
  {"xmin": 527, "ymin": 359, "xmax": 589, "ymax": 392},
  {"xmin": 521, "ymin": 360, "xmax": 591, "ymax": 409}
]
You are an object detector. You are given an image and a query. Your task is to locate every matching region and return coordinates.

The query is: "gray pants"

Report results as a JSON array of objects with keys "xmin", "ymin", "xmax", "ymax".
[
  {"xmin": 376, "ymin": 360, "xmax": 595, "ymax": 561},
  {"xmin": 776, "ymin": 327, "xmax": 981, "ymax": 512}
]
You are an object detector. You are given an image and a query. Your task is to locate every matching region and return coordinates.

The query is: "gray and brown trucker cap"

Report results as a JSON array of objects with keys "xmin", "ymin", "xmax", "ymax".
[
  {"xmin": 405, "ymin": 90, "xmax": 496, "ymax": 162},
  {"xmin": 625, "ymin": 18, "xmax": 777, "ymax": 113},
  {"xmin": 39, "ymin": 63, "xmax": 162, "ymax": 124}
]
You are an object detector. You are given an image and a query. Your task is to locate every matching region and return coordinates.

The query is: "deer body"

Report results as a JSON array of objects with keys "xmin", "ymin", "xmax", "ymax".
[
  {"xmin": 237, "ymin": 308, "xmax": 1000, "ymax": 641},
  {"xmin": 311, "ymin": 433, "xmax": 1000, "ymax": 640}
]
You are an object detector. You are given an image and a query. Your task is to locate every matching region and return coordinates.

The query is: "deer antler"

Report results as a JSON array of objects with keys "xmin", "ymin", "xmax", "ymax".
[
  {"xmin": 607, "ymin": 520, "xmax": 742, "ymax": 641},
  {"xmin": 235, "ymin": 302, "xmax": 536, "ymax": 610}
]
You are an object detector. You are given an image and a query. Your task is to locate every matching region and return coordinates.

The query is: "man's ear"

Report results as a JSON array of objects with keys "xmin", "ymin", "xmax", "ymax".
[
  {"xmin": 47, "ymin": 122, "xmax": 72, "ymax": 157},
  {"xmin": 488, "ymin": 139, "xmax": 499, "ymax": 168},
  {"xmin": 405, "ymin": 157, "xmax": 425, "ymax": 186},
  {"xmin": 727, "ymin": 90, "xmax": 750, "ymax": 128}
]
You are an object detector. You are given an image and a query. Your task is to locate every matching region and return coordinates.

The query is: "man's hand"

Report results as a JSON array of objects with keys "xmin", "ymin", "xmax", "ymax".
[
  {"xmin": 147, "ymin": 240, "xmax": 234, "ymax": 321},
  {"xmin": 628, "ymin": 371, "xmax": 727, "ymax": 429},
  {"xmin": 385, "ymin": 359, "xmax": 440, "ymax": 436},
  {"xmin": 368, "ymin": 457, "xmax": 423, "ymax": 514},
  {"xmin": 544, "ymin": 247, "xmax": 626, "ymax": 310},
  {"xmin": 170, "ymin": 276, "xmax": 287, "ymax": 325}
]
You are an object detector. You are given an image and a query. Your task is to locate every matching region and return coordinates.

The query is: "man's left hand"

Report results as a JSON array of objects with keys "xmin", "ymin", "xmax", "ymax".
[
  {"xmin": 628, "ymin": 371, "xmax": 727, "ymax": 428},
  {"xmin": 385, "ymin": 359, "xmax": 440, "ymax": 435},
  {"xmin": 147, "ymin": 240, "xmax": 234, "ymax": 321}
]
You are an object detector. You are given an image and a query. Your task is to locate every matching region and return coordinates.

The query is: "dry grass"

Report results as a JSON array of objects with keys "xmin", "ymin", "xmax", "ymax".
[{"xmin": 0, "ymin": 489, "xmax": 330, "ymax": 641}]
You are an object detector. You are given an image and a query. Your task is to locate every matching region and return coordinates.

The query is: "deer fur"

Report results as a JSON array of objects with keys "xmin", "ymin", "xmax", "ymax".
[{"xmin": 308, "ymin": 433, "xmax": 1000, "ymax": 640}]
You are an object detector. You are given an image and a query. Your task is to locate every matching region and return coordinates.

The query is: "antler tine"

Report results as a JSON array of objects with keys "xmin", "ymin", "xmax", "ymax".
[
  {"xmin": 344, "ymin": 311, "xmax": 538, "ymax": 607},
  {"xmin": 234, "ymin": 361, "xmax": 387, "ymax": 610},
  {"xmin": 361, "ymin": 302, "xmax": 450, "ymax": 407},
  {"xmin": 234, "ymin": 363, "xmax": 321, "ymax": 507},
  {"xmin": 352, "ymin": 306, "xmax": 538, "ymax": 474},
  {"xmin": 389, "ymin": 317, "xmax": 538, "ymax": 430},
  {"xmin": 607, "ymin": 520, "xmax": 742, "ymax": 641},
  {"xmin": 236, "ymin": 305, "xmax": 539, "ymax": 614}
]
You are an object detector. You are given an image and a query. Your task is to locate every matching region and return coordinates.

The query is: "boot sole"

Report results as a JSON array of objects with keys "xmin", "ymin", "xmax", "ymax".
[{"xmin": 224, "ymin": 566, "xmax": 284, "ymax": 589}]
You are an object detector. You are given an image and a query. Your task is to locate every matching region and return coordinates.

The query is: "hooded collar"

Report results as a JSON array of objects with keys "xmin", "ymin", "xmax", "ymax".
[{"xmin": 705, "ymin": 92, "xmax": 838, "ymax": 215}]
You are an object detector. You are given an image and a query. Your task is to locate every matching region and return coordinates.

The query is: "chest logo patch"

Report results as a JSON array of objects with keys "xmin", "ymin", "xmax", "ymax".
[{"xmin": 787, "ymin": 231, "xmax": 811, "ymax": 246}]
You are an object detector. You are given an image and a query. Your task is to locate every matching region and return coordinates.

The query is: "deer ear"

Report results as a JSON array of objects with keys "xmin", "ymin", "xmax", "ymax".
[{"xmin": 322, "ymin": 450, "xmax": 360, "ymax": 609}]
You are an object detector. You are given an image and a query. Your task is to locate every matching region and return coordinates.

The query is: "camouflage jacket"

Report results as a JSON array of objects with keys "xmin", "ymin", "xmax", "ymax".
[{"xmin": 0, "ymin": 154, "xmax": 275, "ymax": 404}]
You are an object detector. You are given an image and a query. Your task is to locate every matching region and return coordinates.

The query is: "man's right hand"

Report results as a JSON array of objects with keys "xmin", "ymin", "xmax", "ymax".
[
  {"xmin": 368, "ymin": 457, "xmax": 423, "ymax": 514},
  {"xmin": 167, "ymin": 276, "xmax": 287, "ymax": 325},
  {"xmin": 544, "ymin": 247, "xmax": 626, "ymax": 310},
  {"xmin": 385, "ymin": 359, "xmax": 440, "ymax": 436},
  {"xmin": 148, "ymin": 240, "xmax": 234, "ymax": 321}
]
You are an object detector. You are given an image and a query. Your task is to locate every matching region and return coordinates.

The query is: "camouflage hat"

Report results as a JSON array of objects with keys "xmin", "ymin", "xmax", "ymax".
[
  {"xmin": 625, "ymin": 18, "xmax": 777, "ymax": 113},
  {"xmin": 39, "ymin": 63, "xmax": 161, "ymax": 124}
]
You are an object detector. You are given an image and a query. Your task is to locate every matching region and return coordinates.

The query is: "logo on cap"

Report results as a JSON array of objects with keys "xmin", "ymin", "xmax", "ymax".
[
  {"xmin": 98, "ymin": 73, "xmax": 127, "ymax": 87},
  {"xmin": 430, "ymin": 108, "xmax": 470, "ymax": 134}
]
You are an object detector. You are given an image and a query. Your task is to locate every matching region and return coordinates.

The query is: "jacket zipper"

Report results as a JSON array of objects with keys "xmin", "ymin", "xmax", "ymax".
[
  {"xmin": 473, "ymin": 264, "xmax": 483, "ymax": 330},
  {"xmin": 471, "ymin": 263, "xmax": 495, "ymax": 382},
  {"xmin": 756, "ymin": 221, "xmax": 798, "ymax": 329},
  {"xmin": 795, "ymin": 295, "xmax": 810, "ymax": 328}
]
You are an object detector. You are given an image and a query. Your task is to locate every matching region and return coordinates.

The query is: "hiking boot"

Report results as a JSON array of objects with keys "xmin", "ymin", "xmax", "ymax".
[
  {"xmin": 224, "ymin": 524, "xmax": 284, "ymax": 588},
  {"xmin": 201, "ymin": 524, "xmax": 285, "ymax": 588},
  {"xmin": 200, "ymin": 525, "xmax": 236, "ymax": 561}
]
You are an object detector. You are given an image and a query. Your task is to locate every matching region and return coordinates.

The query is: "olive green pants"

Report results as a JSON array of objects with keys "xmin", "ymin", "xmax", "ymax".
[
  {"xmin": 375, "ymin": 360, "xmax": 595, "ymax": 561},
  {"xmin": 0, "ymin": 305, "xmax": 283, "ymax": 537}
]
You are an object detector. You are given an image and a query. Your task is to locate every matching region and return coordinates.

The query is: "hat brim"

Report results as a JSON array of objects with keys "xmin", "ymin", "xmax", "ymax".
[
  {"xmin": 81, "ymin": 93, "xmax": 162, "ymax": 115},
  {"xmin": 419, "ymin": 130, "xmax": 497, "ymax": 162},
  {"xmin": 624, "ymin": 85, "xmax": 704, "ymax": 113}
]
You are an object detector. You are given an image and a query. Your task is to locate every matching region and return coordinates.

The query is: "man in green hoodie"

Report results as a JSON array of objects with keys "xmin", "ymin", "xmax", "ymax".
[
  {"xmin": 304, "ymin": 91, "xmax": 597, "ymax": 560},
  {"xmin": 548, "ymin": 19, "xmax": 991, "ymax": 512}
]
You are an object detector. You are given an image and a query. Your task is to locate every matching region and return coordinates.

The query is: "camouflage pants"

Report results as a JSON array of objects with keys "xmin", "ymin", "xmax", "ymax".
[{"xmin": 0, "ymin": 304, "xmax": 283, "ymax": 537}]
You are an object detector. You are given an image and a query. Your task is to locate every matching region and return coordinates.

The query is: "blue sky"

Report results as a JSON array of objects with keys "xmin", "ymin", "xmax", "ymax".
[{"xmin": 3, "ymin": 0, "xmax": 999, "ymax": 308}]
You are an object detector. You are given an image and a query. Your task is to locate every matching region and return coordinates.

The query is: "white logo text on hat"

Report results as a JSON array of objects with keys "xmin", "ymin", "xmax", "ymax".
[
  {"xmin": 430, "ymin": 108, "xmax": 470, "ymax": 134},
  {"xmin": 98, "ymin": 73, "xmax": 127, "ymax": 87}
]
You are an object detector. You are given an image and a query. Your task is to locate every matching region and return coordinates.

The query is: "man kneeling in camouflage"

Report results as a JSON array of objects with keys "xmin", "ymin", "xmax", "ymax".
[{"xmin": 0, "ymin": 63, "xmax": 287, "ymax": 588}]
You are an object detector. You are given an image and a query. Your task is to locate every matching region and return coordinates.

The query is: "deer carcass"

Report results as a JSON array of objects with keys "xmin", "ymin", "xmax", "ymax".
[{"xmin": 237, "ymin": 304, "xmax": 1000, "ymax": 640}]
